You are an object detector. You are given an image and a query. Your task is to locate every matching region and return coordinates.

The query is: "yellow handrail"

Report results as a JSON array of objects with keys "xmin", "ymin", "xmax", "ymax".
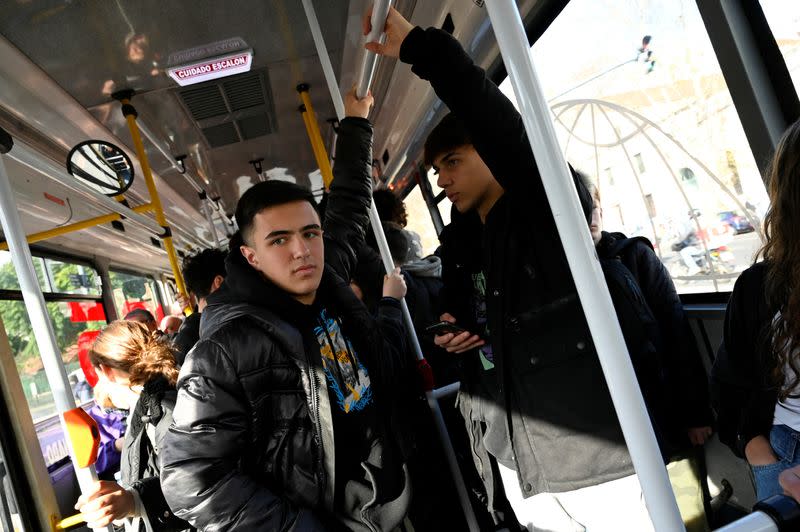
[
  {"xmin": 297, "ymin": 84, "xmax": 334, "ymax": 189},
  {"xmin": 0, "ymin": 203, "xmax": 154, "ymax": 251},
  {"xmin": 117, "ymin": 94, "xmax": 191, "ymax": 315}
]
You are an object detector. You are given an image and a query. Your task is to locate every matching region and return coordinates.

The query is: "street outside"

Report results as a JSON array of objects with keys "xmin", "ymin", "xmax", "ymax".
[{"xmin": 660, "ymin": 231, "xmax": 762, "ymax": 294}]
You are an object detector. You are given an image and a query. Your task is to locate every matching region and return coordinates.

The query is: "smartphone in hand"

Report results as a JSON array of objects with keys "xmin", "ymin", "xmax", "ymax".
[{"xmin": 424, "ymin": 321, "xmax": 467, "ymax": 337}]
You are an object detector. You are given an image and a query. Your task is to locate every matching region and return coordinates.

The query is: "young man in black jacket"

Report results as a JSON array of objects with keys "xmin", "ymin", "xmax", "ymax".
[
  {"xmin": 171, "ymin": 248, "xmax": 226, "ymax": 364},
  {"xmin": 365, "ymin": 8, "xmax": 653, "ymax": 530},
  {"xmin": 160, "ymin": 90, "xmax": 412, "ymax": 531}
]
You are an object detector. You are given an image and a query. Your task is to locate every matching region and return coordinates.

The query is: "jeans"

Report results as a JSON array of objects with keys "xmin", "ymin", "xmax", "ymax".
[{"xmin": 750, "ymin": 424, "xmax": 800, "ymax": 501}]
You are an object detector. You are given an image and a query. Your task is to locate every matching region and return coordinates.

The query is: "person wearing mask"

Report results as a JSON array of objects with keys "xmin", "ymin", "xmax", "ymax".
[
  {"xmin": 74, "ymin": 320, "xmax": 190, "ymax": 531},
  {"xmin": 172, "ymin": 248, "xmax": 226, "ymax": 363},
  {"xmin": 712, "ymin": 119, "xmax": 800, "ymax": 501},
  {"xmin": 365, "ymin": 8, "xmax": 652, "ymax": 529},
  {"xmin": 160, "ymin": 89, "xmax": 413, "ymax": 531}
]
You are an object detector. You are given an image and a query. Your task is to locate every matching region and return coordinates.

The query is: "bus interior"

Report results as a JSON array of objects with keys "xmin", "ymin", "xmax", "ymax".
[{"xmin": 1, "ymin": 0, "xmax": 799, "ymax": 530}]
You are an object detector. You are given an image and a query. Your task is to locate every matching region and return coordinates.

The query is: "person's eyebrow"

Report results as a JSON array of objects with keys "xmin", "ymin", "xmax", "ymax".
[
  {"xmin": 265, "ymin": 224, "xmax": 321, "ymax": 239},
  {"xmin": 432, "ymin": 151, "xmax": 458, "ymax": 173}
]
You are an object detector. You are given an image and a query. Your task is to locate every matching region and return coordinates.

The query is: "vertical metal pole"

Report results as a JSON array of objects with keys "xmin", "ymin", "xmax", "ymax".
[
  {"xmin": 301, "ymin": 3, "xmax": 479, "ymax": 530},
  {"xmin": 0, "ymin": 136, "xmax": 111, "ymax": 531},
  {"xmin": 355, "ymin": 0, "xmax": 392, "ymax": 98},
  {"xmin": 484, "ymin": 1, "xmax": 683, "ymax": 530},
  {"xmin": 117, "ymin": 95, "xmax": 192, "ymax": 315},
  {"xmin": 202, "ymin": 200, "xmax": 220, "ymax": 247}
]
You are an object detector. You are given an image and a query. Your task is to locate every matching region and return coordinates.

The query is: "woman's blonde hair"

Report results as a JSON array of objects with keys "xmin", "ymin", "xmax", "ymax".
[{"xmin": 89, "ymin": 320, "xmax": 179, "ymax": 387}]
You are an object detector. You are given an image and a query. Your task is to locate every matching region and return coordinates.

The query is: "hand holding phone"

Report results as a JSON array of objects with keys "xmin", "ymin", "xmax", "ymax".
[
  {"xmin": 424, "ymin": 321, "xmax": 466, "ymax": 337},
  {"xmin": 431, "ymin": 313, "xmax": 486, "ymax": 354}
]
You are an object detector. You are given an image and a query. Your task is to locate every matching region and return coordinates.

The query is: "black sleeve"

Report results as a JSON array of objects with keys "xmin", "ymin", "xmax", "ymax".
[
  {"xmin": 131, "ymin": 477, "xmax": 188, "ymax": 532},
  {"xmin": 710, "ymin": 266, "xmax": 774, "ymax": 458},
  {"xmin": 399, "ymin": 27, "xmax": 544, "ymax": 200},
  {"xmin": 635, "ymin": 243, "xmax": 714, "ymax": 428},
  {"xmin": 323, "ymin": 117, "xmax": 374, "ymax": 281},
  {"xmin": 171, "ymin": 312, "xmax": 201, "ymax": 365},
  {"xmin": 160, "ymin": 340, "xmax": 325, "ymax": 531},
  {"xmin": 364, "ymin": 297, "xmax": 409, "ymax": 393}
]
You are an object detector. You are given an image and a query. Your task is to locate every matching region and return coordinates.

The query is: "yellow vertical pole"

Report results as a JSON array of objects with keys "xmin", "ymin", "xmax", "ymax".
[
  {"xmin": 115, "ymin": 92, "xmax": 192, "ymax": 315},
  {"xmin": 296, "ymin": 84, "xmax": 334, "ymax": 189}
]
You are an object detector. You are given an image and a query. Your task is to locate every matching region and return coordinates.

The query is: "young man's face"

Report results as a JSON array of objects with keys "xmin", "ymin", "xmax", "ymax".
[
  {"xmin": 240, "ymin": 201, "xmax": 324, "ymax": 305},
  {"xmin": 590, "ymin": 192, "xmax": 603, "ymax": 245},
  {"xmin": 433, "ymin": 145, "xmax": 499, "ymax": 214}
]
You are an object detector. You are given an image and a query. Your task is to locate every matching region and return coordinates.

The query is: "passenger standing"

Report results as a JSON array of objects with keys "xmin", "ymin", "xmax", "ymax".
[
  {"xmin": 372, "ymin": 188, "xmax": 423, "ymax": 260},
  {"xmin": 160, "ymin": 90, "xmax": 413, "ymax": 531},
  {"xmin": 582, "ymin": 175, "xmax": 713, "ymax": 531},
  {"xmin": 712, "ymin": 119, "xmax": 800, "ymax": 501},
  {"xmin": 365, "ymin": 8, "xmax": 653, "ymax": 530},
  {"xmin": 171, "ymin": 248, "xmax": 226, "ymax": 363},
  {"xmin": 74, "ymin": 320, "xmax": 190, "ymax": 531}
]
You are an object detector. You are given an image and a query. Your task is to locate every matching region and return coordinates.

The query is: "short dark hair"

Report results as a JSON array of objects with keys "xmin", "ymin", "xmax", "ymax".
[
  {"xmin": 424, "ymin": 113, "xmax": 472, "ymax": 168},
  {"xmin": 182, "ymin": 248, "xmax": 227, "ymax": 299},
  {"xmin": 372, "ymin": 188, "xmax": 407, "ymax": 227},
  {"xmin": 571, "ymin": 166, "xmax": 593, "ymax": 226},
  {"xmin": 234, "ymin": 181, "xmax": 318, "ymax": 244},
  {"xmin": 124, "ymin": 308, "xmax": 156, "ymax": 324}
]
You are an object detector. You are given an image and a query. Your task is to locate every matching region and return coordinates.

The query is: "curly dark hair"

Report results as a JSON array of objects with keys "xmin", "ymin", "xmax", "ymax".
[{"xmin": 758, "ymin": 119, "xmax": 800, "ymax": 399}]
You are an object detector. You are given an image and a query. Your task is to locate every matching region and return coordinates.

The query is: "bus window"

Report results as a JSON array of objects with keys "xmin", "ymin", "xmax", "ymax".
[
  {"xmin": 109, "ymin": 270, "xmax": 164, "ymax": 322},
  {"xmin": 43, "ymin": 258, "xmax": 101, "ymax": 296},
  {"xmin": 0, "ymin": 252, "xmax": 47, "ymax": 292},
  {"xmin": 760, "ymin": 1, "xmax": 800, "ymax": 97},
  {"xmin": 402, "ymin": 168, "xmax": 452, "ymax": 258},
  {"xmin": 0, "ymin": 254, "xmax": 107, "ymax": 467},
  {"xmin": 499, "ymin": 0, "xmax": 770, "ymax": 294}
]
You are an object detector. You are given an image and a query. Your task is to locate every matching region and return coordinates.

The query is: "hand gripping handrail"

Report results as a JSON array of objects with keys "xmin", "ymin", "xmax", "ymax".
[
  {"xmin": 355, "ymin": 0, "xmax": 392, "ymax": 99},
  {"xmin": 484, "ymin": 1, "xmax": 683, "ymax": 530},
  {"xmin": 300, "ymin": 1, "xmax": 479, "ymax": 530}
]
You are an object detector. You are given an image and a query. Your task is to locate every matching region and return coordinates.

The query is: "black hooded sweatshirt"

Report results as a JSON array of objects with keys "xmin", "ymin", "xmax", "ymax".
[{"xmin": 161, "ymin": 117, "xmax": 411, "ymax": 532}]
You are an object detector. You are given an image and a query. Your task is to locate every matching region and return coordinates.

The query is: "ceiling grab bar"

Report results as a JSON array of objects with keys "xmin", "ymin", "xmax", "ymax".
[
  {"xmin": 8, "ymin": 140, "xmax": 165, "ymax": 236},
  {"xmin": 300, "ymin": 2, "xmax": 480, "ymax": 530},
  {"xmin": 137, "ymin": 121, "xmax": 235, "ymax": 239},
  {"xmin": 355, "ymin": 0, "xmax": 392, "ymax": 99},
  {"xmin": 0, "ymin": 128, "xmax": 114, "ymax": 532},
  {"xmin": 485, "ymin": 1, "xmax": 683, "ymax": 530}
]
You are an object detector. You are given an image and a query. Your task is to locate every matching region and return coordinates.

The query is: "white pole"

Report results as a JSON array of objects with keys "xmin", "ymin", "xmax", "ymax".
[
  {"xmin": 0, "ymin": 139, "xmax": 111, "ymax": 531},
  {"xmin": 301, "ymin": 4, "xmax": 479, "ymax": 530},
  {"xmin": 300, "ymin": 0, "xmax": 345, "ymax": 120},
  {"xmin": 484, "ymin": 1, "xmax": 684, "ymax": 530},
  {"xmin": 201, "ymin": 200, "xmax": 220, "ymax": 247},
  {"xmin": 713, "ymin": 512, "xmax": 778, "ymax": 532},
  {"xmin": 355, "ymin": 0, "xmax": 392, "ymax": 99}
]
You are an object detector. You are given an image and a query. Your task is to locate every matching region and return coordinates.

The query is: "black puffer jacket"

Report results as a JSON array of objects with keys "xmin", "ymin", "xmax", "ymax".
[
  {"xmin": 598, "ymin": 231, "xmax": 714, "ymax": 453},
  {"xmin": 120, "ymin": 378, "xmax": 191, "ymax": 531},
  {"xmin": 402, "ymin": 26, "xmax": 634, "ymax": 499},
  {"xmin": 160, "ymin": 118, "xmax": 410, "ymax": 531}
]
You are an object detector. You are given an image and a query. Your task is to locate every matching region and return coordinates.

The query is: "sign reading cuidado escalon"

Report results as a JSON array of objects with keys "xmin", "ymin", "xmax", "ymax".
[{"xmin": 167, "ymin": 49, "xmax": 253, "ymax": 86}]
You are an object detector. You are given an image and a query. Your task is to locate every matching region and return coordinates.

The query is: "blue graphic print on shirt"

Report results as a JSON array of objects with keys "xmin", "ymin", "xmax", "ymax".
[{"xmin": 314, "ymin": 310, "xmax": 373, "ymax": 413}]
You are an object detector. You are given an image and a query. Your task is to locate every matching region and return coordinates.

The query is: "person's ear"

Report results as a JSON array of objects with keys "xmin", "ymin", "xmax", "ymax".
[
  {"xmin": 240, "ymin": 244, "xmax": 258, "ymax": 268},
  {"xmin": 212, "ymin": 275, "xmax": 224, "ymax": 291}
]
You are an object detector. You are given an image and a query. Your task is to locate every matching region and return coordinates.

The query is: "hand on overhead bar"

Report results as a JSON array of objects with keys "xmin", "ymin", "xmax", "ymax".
[
  {"xmin": 344, "ymin": 86, "xmax": 374, "ymax": 119},
  {"xmin": 363, "ymin": 5, "xmax": 413, "ymax": 59}
]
